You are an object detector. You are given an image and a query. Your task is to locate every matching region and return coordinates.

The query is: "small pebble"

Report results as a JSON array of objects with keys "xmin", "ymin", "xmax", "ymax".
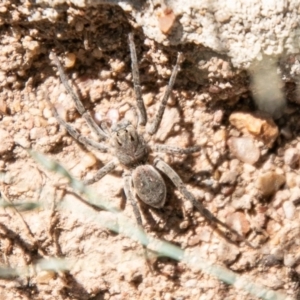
[
  {"xmin": 284, "ymin": 148, "xmax": 299, "ymax": 168},
  {"xmin": 270, "ymin": 247, "xmax": 284, "ymax": 260},
  {"xmin": 227, "ymin": 136, "xmax": 260, "ymax": 164},
  {"xmin": 256, "ymin": 172, "xmax": 285, "ymax": 197},
  {"xmin": 0, "ymin": 99, "xmax": 7, "ymax": 115},
  {"xmin": 290, "ymin": 187, "xmax": 300, "ymax": 202},
  {"xmin": 226, "ymin": 212, "xmax": 250, "ymax": 236},
  {"xmin": 43, "ymin": 107, "xmax": 52, "ymax": 119},
  {"xmin": 30, "ymin": 127, "xmax": 47, "ymax": 140},
  {"xmin": 221, "ymin": 185, "xmax": 235, "ymax": 196},
  {"xmin": 158, "ymin": 8, "xmax": 176, "ymax": 34},
  {"xmin": 280, "ymin": 126, "xmax": 292, "ymax": 139},
  {"xmin": 36, "ymin": 270, "xmax": 56, "ymax": 284},
  {"xmin": 179, "ymin": 220, "xmax": 189, "ymax": 229},
  {"xmin": 214, "ymin": 10, "xmax": 232, "ymax": 23},
  {"xmin": 14, "ymin": 135, "xmax": 31, "ymax": 148},
  {"xmin": 283, "ymin": 201, "xmax": 296, "ymax": 220},
  {"xmin": 272, "ymin": 190, "xmax": 290, "ymax": 208},
  {"xmin": 184, "ymin": 279, "xmax": 198, "ymax": 288},
  {"xmin": 0, "ymin": 7, "xmax": 7, "ymax": 13},
  {"xmin": 229, "ymin": 111, "xmax": 279, "ymax": 147},
  {"xmin": 92, "ymin": 48, "xmax": 103, "ymax": 59},
  {"xmin": 286, "ymin": 172, "xmax": 297, "ymax": 188},
  {"xmin": 232, "ymin": 194, "xmax": 252, "ymax": 210},
  {"xmin": 219, "ymin": 170, "xmax": 238, "ymax": 185},
  {"xmin": 188, "ymin": 235, "xmax": 201, "ymax": 246},
  {"xmin": 75, "ymin": 21, "xmax": 84, "ymax": 32},
  {"xmin": 218, "ymin": 242, "xmax": 240, "ymax": 265},
  {"xmin": 117, "ymin": 261, "xmax": 143, "ymax": 283},
  {"xmin": 0, "ymin": 128, "xmax": 14, "ymax": 154},
  {"xmin": 155, "ymin": 107, "xmax": 180, "ymax": 142},
  {"xmin": 262, "ymin": 274, "xmax": 284, "ymax": 290},
  {"xmin": 81, "ymin": 153, "xmax": 97, "ymax": 169},
  {"xmin": 143, "ymin": 93, "xmax": 154, "ymax": 106},
  {"xmin": 283, "ymin": 253, "xmax": 297, "ymax": 267},
  {"xmin": 213, "ymin": 129, "xmax": 227, "ymax": 143},
  {"xmin": 29, "ymin": 107, "xmax": 42, "ymax": 116},
  {"xmin": 196, "ymin": 227, "xmax": 212, "ymax": 242},
  {"xmin": 64, "ymin": 53, "xmax": 76, "ymax": 68},
  {"xmin": 13, "ymin": 100, "xmax": 22, "ymax": 112},
  {"xmin": 252, "ymin": 209, "xmax": 267, "ymax": 230},
  {"xmin": 110, "ymin": 59, "xmax": 125, "ymax": 74},
  {"xmin": 107, "ymin": 108, "xmax": 119, "ymax": 124},
  {"xmin": 99, "ymin": 70, "xmax": 111, "ymax": 79}
]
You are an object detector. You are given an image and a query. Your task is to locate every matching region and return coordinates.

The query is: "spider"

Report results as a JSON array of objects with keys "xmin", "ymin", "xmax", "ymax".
[{"xmin": 47, "ymin": 33, "xmax": 250, "ymax": 255}]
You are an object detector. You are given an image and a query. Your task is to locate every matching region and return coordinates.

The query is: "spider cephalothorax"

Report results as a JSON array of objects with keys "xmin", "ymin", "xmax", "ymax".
[{"xmin": 110, "ymin": 119, "xmax": 149, "ymax": 167}]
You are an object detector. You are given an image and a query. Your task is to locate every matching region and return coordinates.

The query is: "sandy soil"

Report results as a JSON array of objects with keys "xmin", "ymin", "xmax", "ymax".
[{"xmin": 0, "ymin": 2, "xmax": 299, "ymax": 300}]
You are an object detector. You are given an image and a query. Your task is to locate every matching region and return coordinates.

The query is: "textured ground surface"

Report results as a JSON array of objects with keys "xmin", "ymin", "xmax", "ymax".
[{"xmin": 0, "ymin": 1, "xmax": 300, "ymax": 299}]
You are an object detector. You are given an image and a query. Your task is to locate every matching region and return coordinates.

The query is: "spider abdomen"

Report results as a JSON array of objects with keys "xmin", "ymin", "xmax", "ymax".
[{"xmin": 132, "ymin": 165, "xmax": 166, "ymax": 208}]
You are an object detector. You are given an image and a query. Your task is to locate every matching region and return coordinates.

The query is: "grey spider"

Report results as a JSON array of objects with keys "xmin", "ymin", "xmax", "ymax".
[{"xmin": 47, "ymin": 33, "xmax": 250, "ymax": 256}]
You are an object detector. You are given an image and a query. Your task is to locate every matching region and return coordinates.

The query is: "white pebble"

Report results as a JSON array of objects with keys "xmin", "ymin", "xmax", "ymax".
[
  {"xmin": 283, "ymin": 201, "xmax": 295, "ymax": 220},
  {"xmin": 284, "ymin": 253, "xmax": 297, "ymax": 267},
  {"xmin": 106, "ymin": 108, "xmax": 119, "ymax": 124},
  {"xmin": 227, "ymin": 137, "xmax": 260, "ymax": 164}
]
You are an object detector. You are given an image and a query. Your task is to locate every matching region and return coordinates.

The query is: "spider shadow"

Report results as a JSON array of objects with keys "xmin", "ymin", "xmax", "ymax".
[{"xmin": 0, "ymin": 223, "xmax": 40, "ymax": 263}]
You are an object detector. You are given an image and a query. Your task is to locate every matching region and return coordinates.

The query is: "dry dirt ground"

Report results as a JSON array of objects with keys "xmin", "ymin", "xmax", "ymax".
[{"xmin": 0, "ymin": 2, "xmax": 300, "ymax": 300}]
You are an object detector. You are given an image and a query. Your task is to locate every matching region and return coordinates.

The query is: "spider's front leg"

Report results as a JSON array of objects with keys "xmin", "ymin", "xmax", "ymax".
[
  {"xmin": 84, "ymin": 160, "xmax": 117, "ymax": 185},
  {"xmin": 128, "ymin": 33, "xmax": 183, "ymax": 133},
  {"xmin": 51, "ymin": 53, "xmax": 107, "ymax": 140},
  {"xmin": 46, "ymin": 97, "xmax": 109, "ymax": 153},
  {"xmin": 123, "ymin": 172, "xmax": 144, "ymax": 228},
  {"xmin": 154, "ymin": 158, "xmax": 254, "ymax": 248},
  {"xmin": 151, "ymin": 144, "xmax": 201, "ymax": 155},
  {"xmin": 128, "ymin": 33, "xmax": 147, "ymax": 127},
  {"xmin": 148, "ymin": 52, "xmax": 184, "ymax": 135}
]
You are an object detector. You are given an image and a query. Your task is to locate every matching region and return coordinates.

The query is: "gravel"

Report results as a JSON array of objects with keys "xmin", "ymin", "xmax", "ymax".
[{"xmin": 0, "ymin": 1, "xmax": 299, "ymax": 300}]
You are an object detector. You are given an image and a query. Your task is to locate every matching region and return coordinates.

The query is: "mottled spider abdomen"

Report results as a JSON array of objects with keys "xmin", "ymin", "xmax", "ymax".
[{"xmin": 132, "ymin": 165, "xmax": 166, "ymax": 208}]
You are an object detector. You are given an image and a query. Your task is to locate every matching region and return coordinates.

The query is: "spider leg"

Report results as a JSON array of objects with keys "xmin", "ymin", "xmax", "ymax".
[
  {"xmin": 52, "ymin": 53, "xmax": 107, "ymax": 139},
  {"xmin": 84, "ymin": 160, "xmax": 117, "ymax": 185},
  {"xmin": 128, "ymin": 33, "xmax": 147, "ymax": 127},
  {"xmin": 154, "ymin": 158, "xmax": 254, "ymax": 247},
  {"xmin": 124, "ymin": 173, "xmax": 143, "ymax": 227},
  {"xmin": 46, "ymin": 97, "xmax": 109, "ymax": 153},
  {"xmin": 148, "ymin": 52, "xmax": 184, "ymax": 135},
  {"xmin": 152, "ymin": 144, "xmax": 201, "ymax": 155},
  {"xmin": 123, "ymin": 172, "xmax": 153, "ymax": 270}
]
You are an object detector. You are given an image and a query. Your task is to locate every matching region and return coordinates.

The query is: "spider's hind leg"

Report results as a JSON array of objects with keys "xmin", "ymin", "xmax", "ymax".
[
  {"xmin": 46, "ymin": 96, "xmax": 109, "ymax": 153},
  {"xmin": 123, "ymin": 172, "xmax": 155, "ymax": 271},
  {"xmin": 154, "ymin": 158, "xmax": 255, "ymax": 248}
]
